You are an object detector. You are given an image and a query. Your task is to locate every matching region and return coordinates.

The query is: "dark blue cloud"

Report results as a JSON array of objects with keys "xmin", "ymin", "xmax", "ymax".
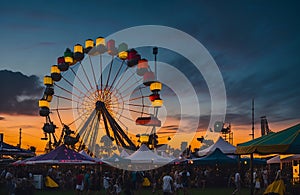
[
  {"xmin": 0, "ymin": 70, "xmax": 43, "ymax": 115},
  {"xmin": 0, "ymin": 0, "xmax": 299, "ymax": 126}
]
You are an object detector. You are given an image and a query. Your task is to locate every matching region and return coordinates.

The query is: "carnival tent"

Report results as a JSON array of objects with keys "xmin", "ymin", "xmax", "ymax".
[
  {"xmin": 79, "ymin": 150, "xmax": 96, "ymax": 161},
  {"xmin": 103, "ymin": 153, "xmax": 130, "ymax": 164},
  {"xmin": 25, "ymin": 145, "xmax": 95, "ymax": 164},
  {"xmin": 119, "ymin": 149, "xmax": 130, "ymax": 158},
  {"xmin": 193, "ymin": 148, "xmax": 237, "ymax": 165},
  {"xmin": 79, "ymin": 150, "xmax": 104, "ymax": 164},
  {"xmin": 236, "ymin": 123, "xmax": 300, "ymax": 155},
  {"xmin": 267, "ymin": 155, "xmax": 281, "ymax": 164},
  {"xmin": 12, "ymin": 154, "xmax": 46, "ymax": 166},
  {"xmin": 125, "ymin": 144, "xmax": 172, "ymax": 164},
  {"xmin": 197, "ymin": 136, "xmax": 236, "ymax": 157},
  {"xmin": 266, "ymin": 154, "xmax": 300, "ymax": 164},
  {"xmin": 0, "ymin": 142, "xmax": 34, "ymax": 156},
  {"xmin": 236, "ymin": 123, "xmax": 300, "ymax": 195},
  {"xmin": 281, "ymin": 154, "xmax": 300, "ymax": 162}
]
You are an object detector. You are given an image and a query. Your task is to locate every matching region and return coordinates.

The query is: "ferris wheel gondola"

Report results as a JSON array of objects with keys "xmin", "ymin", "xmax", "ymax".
[{"xmin": 38, "ymin": 37, "xmax": 165, "ymax": 154}]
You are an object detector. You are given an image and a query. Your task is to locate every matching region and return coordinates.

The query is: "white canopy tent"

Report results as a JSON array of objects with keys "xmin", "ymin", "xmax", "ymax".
[
  {"xmin": 125, "ymin": 144, "xmax": 172, "ymax": 164},
  {"xmin": 267, "ymin": 155, "xmax": 281, "ymax": 164},
  {"xmin": 120, "ymin": 149, "xmax": 130, "ymax": 158},
  {"xmin": 281, "ymin": 154, "xmax": 300, "ymax": 162},
  {"xmin": 197, "ymin": 137, "xmax": 236, "ymax": 157},
  {"xmin": 267, "ymin": 154, "xmax": 300, "ymax": 164}
]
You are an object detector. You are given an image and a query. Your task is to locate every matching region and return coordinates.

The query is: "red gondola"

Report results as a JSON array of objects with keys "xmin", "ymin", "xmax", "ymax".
[{"xmin": 136, "ymin": 116, "xmax": 161, "ymax": 127}]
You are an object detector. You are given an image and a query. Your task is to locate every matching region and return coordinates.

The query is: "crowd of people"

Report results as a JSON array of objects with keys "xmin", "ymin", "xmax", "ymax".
[
  {"xmin": 0, "ymin": 163, "xmax": 292, "ymax": 195},
  {"xmin": 230, "ymin": 166, "xmax": 293, "ymax": 195}
]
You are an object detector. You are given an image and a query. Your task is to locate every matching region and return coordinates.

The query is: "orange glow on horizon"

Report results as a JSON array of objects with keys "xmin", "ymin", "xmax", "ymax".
[
  {"xmin": 0, "ymin": 114, "xmax": 45, "ymax": 153},
  {"xmin": 1, "ymin": 113, "xmax": 299, "ymax": 155}
]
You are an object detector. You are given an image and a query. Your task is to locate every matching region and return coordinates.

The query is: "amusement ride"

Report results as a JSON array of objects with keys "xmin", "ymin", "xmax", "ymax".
[{"xmin": 38, "ymin": 37, "xmax": 167, "ymax": 155}]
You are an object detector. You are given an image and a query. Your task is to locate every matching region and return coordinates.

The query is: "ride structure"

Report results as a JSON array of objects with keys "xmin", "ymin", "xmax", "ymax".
[
  {"xmin": 261, "ymin": 116, "xmax": 271, "ymax": 136},
  {"xmin": 38, "ymin": 37, "xmax": 164, "ymax": 154},
  {"xmin": 220, "ymin": 122, "xmax": 233, "ymax": 145}
]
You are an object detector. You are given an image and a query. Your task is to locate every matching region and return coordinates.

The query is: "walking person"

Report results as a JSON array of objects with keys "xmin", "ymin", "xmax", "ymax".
[
  {"xmin": 254, "ymin": 172, "xmax": 261, "ymax": 195},
  {"xmin": 162, "ymin": 172, "xmax": 173, "ymax": 195},
  {"xmin": 123, "ymin": 172, "xmax": 133, "ymax": 195},
  {"xmin": 151, "ymin": 170, "xmax": 159, "ymax": 193},
  {"xmin": 232, "ymin": 169, "xmax": 241, "ymax": 195},
  {"xmin": 87, "ymin": 170, "xmax": 97, "ymax": 195},
  {"xmin": 103, "ymin": 172, "xmax": 111, "ymax": 195},
  {"xmin": 83, "ymin": 169, "xmax": 90, "ymax": 193},
  {"xmin": 5, "ymin": 168, "xmax": 15, "ymax": 195},
  {"xmin": 75, "ymin": 170, "xmax": 84, "ymax": 195},
  {"xmin": 262, "ymin": 168, "xmax": 268, "ymax": 189},
  {"xmin": 180, "ymin": 168, "xmax": 190, "ymax": 195}
]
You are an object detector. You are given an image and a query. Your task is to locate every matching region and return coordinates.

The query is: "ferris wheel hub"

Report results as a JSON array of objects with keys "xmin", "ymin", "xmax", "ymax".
[{"xmin": 95, "ymin": 100, "xmax": 105, "ymax": 111}]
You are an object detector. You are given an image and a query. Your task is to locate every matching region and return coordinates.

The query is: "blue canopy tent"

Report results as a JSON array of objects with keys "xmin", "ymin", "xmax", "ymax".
[
  {"xmin": 0, "ymin": 142, "xmax": 34, "ymax": 156},
  {"xmin": 192, "ymin": 148, "xmax": 237, "ymax": 165}
]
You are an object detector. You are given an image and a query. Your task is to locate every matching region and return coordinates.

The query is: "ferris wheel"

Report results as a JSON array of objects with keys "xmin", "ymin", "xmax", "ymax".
[{"xmin": 38, "ymin": 37, "xmax": 164, "ymax": 154}]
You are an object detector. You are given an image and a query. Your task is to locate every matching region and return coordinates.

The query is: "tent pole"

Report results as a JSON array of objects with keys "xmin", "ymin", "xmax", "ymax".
[
  {"xmin": 238, "ymin": 154, "xmax": 241, "ymax": 170},
  {"xmin": 250, "ymin": 153, "xmax": 254, "ymax": 195}
]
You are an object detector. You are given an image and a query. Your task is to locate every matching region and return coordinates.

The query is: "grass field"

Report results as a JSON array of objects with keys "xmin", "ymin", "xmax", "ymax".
[{"xmin": 0, "ymin": 187, "xmax": 251, "ymax": 195}]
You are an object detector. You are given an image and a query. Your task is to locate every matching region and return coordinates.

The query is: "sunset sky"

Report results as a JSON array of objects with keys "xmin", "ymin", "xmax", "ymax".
[{"xmin": 1, "ymin": 0, "xmax": 300, "ymax": 153}]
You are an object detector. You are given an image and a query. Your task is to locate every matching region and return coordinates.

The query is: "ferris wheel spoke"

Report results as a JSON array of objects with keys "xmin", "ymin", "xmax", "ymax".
[
  {"xmin": 128, "ymin": 96, "xmax": 145, "ymax": 102},
  {"xmin": 139, "ymin": 86, "xmax": 146, "ymax": 116},
  {"xmin": 118, "ymin": 78, "xmax": 143, "ymax": 97},
  {"xmin": 125, "ymin": 107, "xmax": 152, "ymax": 115},
  {"xmin": 55, "ymin": 108, "xmax": 64, "ymax": 126},
  {"xmin": 121, "ymin": 87, "xmax": 147, "ymax": 101},
  {"xmin": 105, "ymin": 56, "xmax": 114, "ymax": 89},
  {"xmin": 99, "ymin": 54, "xmax": 103, "ymax": 91},
  {"xmin": 102, "ymin": 106, "xmax": 135, "ymax": 150},
  {"xmin": 77, "ymin": 109, "xmax": 96, "ymax": 136},
  {"xmin": 69, "ymin": 67, "xmax": 97, "ymax": 101},
  {"xmin": 110, "ymin": 124, "xmax": 125, "ymax": 150},
  {"xmin": 110, "ymin": 66, "xmax": 129, "ymax": 92},
  {"xmin": 110, "ymin": 105, "xmax": 123, "ymax": 113},
  {"xmin": 101, "ymin": 110, "xmax": 112, "ymax": 139},
  {"xmin": 69, "ymin": 67, "xmax": 90, "ymax": 93},
  {"xmin": 72, "ymin": 94, "xmax": 96, "ymax": 107},
  {"xmin": 79, "ymin": 61, "xmax": 94, "ymax": 91},
  {"xmin": 124, "ymin": 103, "xmax": 152, "ymax": 108},
  {"xmin": 114, "ymin": 69, "xmax": 137, "ymax": 94},
  {"xmin": 53, "ymin": 95, "xmax": 80, "ymax": 104},
  {"xmin": 108, "ymin": 60, "xmax": 125, "ymax": 91},
  {"xmin": 67, "ymin": 108, "xmax": 94, "ymax": 127},
  {"xmin": 78, "ymin": 125, "xmax": 89, "ymax": 147},
  {"xmin": 117, "ymin": 113, "xmax": 136, "ymax": 123},
  {"xmin": 54, "ymin": 83, "xmax": 82, "ymax": 100},
  {"xmin": 51, "ymin": 107, "xmax": 84, "ymax": 111},
  {"xmin": 82, "ymin": 111, "xmax": 97, "ymax": 149},
  {"xmin": 61, "ymin": 76, "xmax": 96, "ymax": 102},
  {"xmin": 88, "ymin": 55, "xmax": 100, "ymax": 97},
  {"xmin": 88, "ymin": 113, "xmax": 99, "ymax": 152},
  {"xmin": 61, "ymin": 76, "xmax": 83, "ymax": 95},
  {"xmin": 98, "ymin": 100, "xmax": 136, "ymax": 150},
  {"xmin": 110, "ymin": 105, "xmax": 148, "ymax": 115},
  {"xmin": 115, "ymin": 118, "xmax": 129, "ymax": 132}
]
